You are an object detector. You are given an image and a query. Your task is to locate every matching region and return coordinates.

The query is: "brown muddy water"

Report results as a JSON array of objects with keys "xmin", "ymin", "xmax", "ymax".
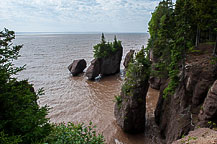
[{"xmin": 14, "ymin": 33, "xmax": 161, "ymax": 144}]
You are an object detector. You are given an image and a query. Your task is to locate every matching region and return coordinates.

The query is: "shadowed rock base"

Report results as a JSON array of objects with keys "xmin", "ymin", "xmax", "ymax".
[{"xmin": 114, "ymin": 81, "xmax": 149, "ymax": 133}]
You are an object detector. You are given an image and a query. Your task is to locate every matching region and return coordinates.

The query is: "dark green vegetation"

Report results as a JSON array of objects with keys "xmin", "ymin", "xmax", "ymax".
[
  {"xmin": 0, "ymin": 28, "xmax": 105, "ymax": 144},
  {"xmin": 147, "ymin": 0, "xmax": 217, "ymax": 98},
  {"xmin": 93, "ymin": 33, "xmax": 123, "ymax": 58},
  {"xmin": 0, "ymin": 28, "xmax": 51, "ymax": 143},
  {"xmin": 46, "ymin": 122, "xmax": 104, "ymax": 144},
  {"xmin": 114, "ymin": 95, "xmax": 122, "ymax": 109},
  {"xmin": 122, "ymin": 46, "xmax": 150, "ymax": 95}
]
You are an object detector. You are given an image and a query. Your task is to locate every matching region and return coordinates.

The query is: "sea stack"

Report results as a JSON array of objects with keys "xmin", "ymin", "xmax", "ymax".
[
  {"xmin": 86, "ymin": 34, "xmax": 123, "ymax": 80},
  {"xmin": 114, "ymin": 48, "xmax": 150, "ymax": 133}
]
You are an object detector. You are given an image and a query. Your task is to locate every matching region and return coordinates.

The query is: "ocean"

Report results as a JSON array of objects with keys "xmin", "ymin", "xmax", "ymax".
[{"xmin": 14, "ymin": 33, "xmax": 160, "ymax": 144}]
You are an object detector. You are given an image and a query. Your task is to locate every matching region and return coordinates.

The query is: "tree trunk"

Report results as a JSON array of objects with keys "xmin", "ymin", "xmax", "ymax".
[
  {"xmin": 195, "ymin": 26, "xmax": 200, "ymax": 47},
  {"xmin": 213, "ymin": 33, "xmax": 217, "ymax": 56},
  {"xmin": 209, "ymin": 29, "xmax": 212, "ymax": 41}
]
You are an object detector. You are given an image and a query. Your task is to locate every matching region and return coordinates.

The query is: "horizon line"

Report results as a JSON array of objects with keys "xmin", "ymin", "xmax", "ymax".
[{"xmin": 15, "ymin": 31, "xmax": 148, "ymax": 34}]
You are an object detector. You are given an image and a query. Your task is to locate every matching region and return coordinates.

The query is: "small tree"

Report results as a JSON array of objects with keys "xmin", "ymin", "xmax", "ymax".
[
  {"xmin": 123, "ymin": 46, "xmax": 150, "ymax": 95},
  {"xmin": 0, "ymin": 28, "xmax": 51, "ymax": 144},
  {"xmin": 93, "ymin": 34, "xmax": 122, "ymax": 58}
]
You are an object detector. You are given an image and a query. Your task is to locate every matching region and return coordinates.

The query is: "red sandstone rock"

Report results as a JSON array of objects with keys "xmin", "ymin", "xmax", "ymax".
[{"xmin": 68, "ymin": 59, "xmax": 86, "ymax": 76}]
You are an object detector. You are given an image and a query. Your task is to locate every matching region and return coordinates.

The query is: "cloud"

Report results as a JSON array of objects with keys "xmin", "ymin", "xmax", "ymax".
[{"xmin": 0, "ymin": 0, "xmax": 164, "ymax": 32}]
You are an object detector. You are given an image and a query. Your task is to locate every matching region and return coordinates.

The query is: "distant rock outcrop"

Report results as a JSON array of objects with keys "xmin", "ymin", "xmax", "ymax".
[
  {"xmin": 68, "ymin": 59, "xmax": 87, "ymax": 76},
  {"xmin": 86, "ymin": 59, "xmax": 101, "ymax": 80},
  {"xmin": 123, "ymin": 50, "xmax": 134, "ymax": 69},
  {"xmin": 86, "ymin": 47, "xmax": 123, "ymax": 80}
]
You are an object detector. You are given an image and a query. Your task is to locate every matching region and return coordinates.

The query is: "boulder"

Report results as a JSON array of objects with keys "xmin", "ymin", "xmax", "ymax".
[
  {"xmin": 123, "ymin": 50, "xmax": 134, "ymax": 68},
  {"xmin": 85, "ymin": 59, "xmax": 101, "ymax": 80},
  {"xmin": 114, "ymin": 75, "xmax": 149, "ymax": 133},
  {"xmin": 197, "ymin": 80, "xmax": 217, "ymax": 127},
  {"xmin": 68, "ymin": 59, "xmax": 86, "ymax": 76}
]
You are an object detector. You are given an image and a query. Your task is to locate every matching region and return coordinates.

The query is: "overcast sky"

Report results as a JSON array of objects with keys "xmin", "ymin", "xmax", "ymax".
[{"xmin": 0, "ymin": 0, "xmax": 163, "ymax": 33}]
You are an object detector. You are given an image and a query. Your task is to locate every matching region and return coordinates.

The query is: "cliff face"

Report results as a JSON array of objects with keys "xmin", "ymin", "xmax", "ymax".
[
  {"xmin": 154, "ymin": 44, "xmax": 217, "ymax": 143},
  {"xmin": 198, "ymin": 80, "xmax": 217, "ymax": 128},
  {"xmin": 114, "ymin": 79, "xmax": 149, "ymax": 133}
]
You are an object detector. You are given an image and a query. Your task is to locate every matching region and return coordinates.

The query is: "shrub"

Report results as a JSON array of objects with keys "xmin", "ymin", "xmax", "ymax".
[
  {"xmin": 0, "ymin": 131, "xmax": 22, "ymax": 144},
  {"xmin": 114, "ymin": 95, "xmax": 122, "ymax": 109},
  {"xmin": 122, "ymin": 46, "xmax": 150, "ymax": 95},
  {"xmin": 45, "ymin": 122, "xmax": 105, "ymax": 144}
]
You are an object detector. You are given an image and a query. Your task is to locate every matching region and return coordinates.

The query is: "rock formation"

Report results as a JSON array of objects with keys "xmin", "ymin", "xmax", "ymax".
[
  {"xmin": 86, "ymin": 47, "xmax": 123, "ymax": 80},
  {"xmin": 100, "ymin": 47, "xmax": 123, "ymax": 75},
  {"xmin": 198, "ymin": 80, "xmax": 217, "ymax": 127},
  {"xmin": 86, "ymin": 59, "xmax": 101, "ymax": 80},
  {"xmin": 114, "ymin": 78, "xmax": 149, "ymax": 133},
  {"xmin": 149, "ymin": 76, "xmax": 162, "ymax": 90},
  {"xmin": 68, "ymin": 59, "xmax": 87, "ymax": 76},
  {"xmin": 149, "ymin": 47, "xmax": 164, "ymax": 90},
  {"xmin": 154, "ymin": 44, "xmax": 217, "ymax": 143},
  {"xmin": 123, "ymin": 50, "xmax": 134, "ymax": 68},
  {"xmin": 172, "ymin": 128, "xmax": 217, "ymax": 144},
  {"xmin": 114, "ymin": 48, "xmax": 150, "ymax": 133}
]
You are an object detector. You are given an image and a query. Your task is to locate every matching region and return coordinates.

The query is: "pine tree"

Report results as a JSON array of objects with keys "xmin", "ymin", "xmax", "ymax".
[
  {"xmin": 0, "ymin": 29, "xmax": 51, "ymax": 143},
  {"xmin": 147, "ymin": 0, "xmax": 174, "ymax": 78}
]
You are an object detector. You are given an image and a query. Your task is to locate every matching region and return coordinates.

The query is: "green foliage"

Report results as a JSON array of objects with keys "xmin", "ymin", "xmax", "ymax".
[
  {"xmin": 163, "ymin": 0, "xmax": 197, "ymax": 98},
  {"xmin": 208, "ymin": 121, "xmax": 217, "ymax": 130},
  {"xmin": 192, "ymin": 0, "xmax": 217, "ymax": 32},
  {"xmin": 45, "ymin": 122, "xmax": 105, "ymax": 144},
  {"xmin": 210, "ymin": 56, "xmax": 217, "ymax": 64},
  {"xmin": 181, "ymin": 136, "xmax": 198, "ymax": 144},
  {"xmin": 147, "ymin": 0, "xmax": 216, "ymax": 98},
  {"xmin": 114, "ymin": 95, "xmax": 122, "ymax": 109},
  {"xmin": 0, "ymin": 131, "xmax": 22, "ymax": 144},
  {"xmin": 122, "ymin": 46, "xmax": 150, "ymax": 95},
  {"xmin": 93, "ymin": 34, "xmax": 122, "ymax": 58},
  {"xmin": 0, "ymin": 28, "xmax": 52, "ymax": 144},
  {"xmin": 147, "ymin": 0, "xmax": 174, "ymax": 78}
]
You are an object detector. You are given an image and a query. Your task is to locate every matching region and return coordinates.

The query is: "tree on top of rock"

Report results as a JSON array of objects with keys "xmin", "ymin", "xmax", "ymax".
[{"xmin": 93, "ymin": 34, "xmax": 123, "ymax": 58}]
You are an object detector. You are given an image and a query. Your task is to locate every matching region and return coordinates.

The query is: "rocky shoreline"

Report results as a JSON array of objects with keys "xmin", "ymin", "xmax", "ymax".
[
  {"xmin": 153, "ymin": 44, "xmax": 217, "ymax": 143},
  {"xmin": 113, "ymin": 43, "xmax": 217, "ymax": 144},
  {"xmin": 68, "ymin": 38, "xmax": 217, "ymax": 144}
]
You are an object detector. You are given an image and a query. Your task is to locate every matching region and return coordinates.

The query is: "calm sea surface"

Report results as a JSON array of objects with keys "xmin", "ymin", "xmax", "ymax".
[{"xmin": 14, "ymin": 33, "xmax": 159, "ymax": 144}]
